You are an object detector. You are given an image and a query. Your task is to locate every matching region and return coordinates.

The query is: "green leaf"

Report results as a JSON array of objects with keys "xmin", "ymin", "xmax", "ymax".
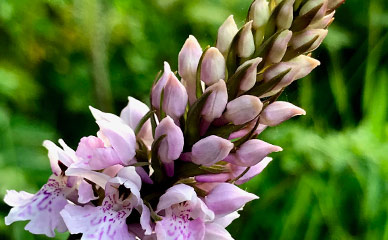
[
  {"xmin": 134, "ymin": 110, "xmax": 156, "ymax": 135},
  {"xmin": 245, "ymin": 68, "xmax": 291, "ymax": 96},
  {"xmin": 151, "ymin": 134, "xmax": 167, "ymax": 184},
  {"xmin": 282, "ymin": 35, "xmax": 319, "ymax": 61},
  {"xmin": 226, "ymin": 62, "xmax": 253, "ymax": 100},
  {"xmin": 184, "ymin": 91, "xmax": 211, "ymax": 149},
  {"xmin": 205, "ymin": 122, "xmax": 248, "ymax": 139},
  {"xmin": 290, "ymin": 3, "xmax": 324, "ymax": 32},
  {"xmin": 196, "ymin": 46, "xmax": 210, "ymax": 99}
]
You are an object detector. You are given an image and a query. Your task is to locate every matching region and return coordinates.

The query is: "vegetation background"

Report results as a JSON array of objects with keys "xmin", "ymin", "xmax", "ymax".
[{"xmin": 0, "ymin": 0, "xmax": 387, "ymax": 239}]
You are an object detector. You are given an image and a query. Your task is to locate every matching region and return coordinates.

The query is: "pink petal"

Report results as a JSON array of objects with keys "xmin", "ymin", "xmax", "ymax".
[
  {"xmin": 205, "ymin": 183, "xmax": 258, "ymax": 217},
  {"xmin": 78, "ymin": 180, "xmax": 98, "ymax": 204},
  {"xmin": 97, "ymin": 120, "xmax": 136, "ymax": 165},
  {"xmin": 204, "ymin": 223, "xmax": 233, "ymax": 240},
  {"xmin": 152, "ymin": 62, "xmax": 172, "ymax": 110},
  {"xmin": 233, "ymin": 157, "xmax": 273, "ymax": 185},
  {"xmin": 120, "ymin": 97, "xmax": 153, "ymax": 146},
  {"xmin": 162, "ymin": 73, "xmax": 188, "ymax": 123}
]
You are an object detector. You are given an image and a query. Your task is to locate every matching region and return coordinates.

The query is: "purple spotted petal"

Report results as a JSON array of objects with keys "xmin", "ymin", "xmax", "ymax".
[
  {"xmin": 60, "ymin": 195, "xmax": 136, "ymax": 240},
  {"xmin": 4, "ymin": 175, "xmax": 70, "ymax": 237},
  {"xmin": 155, "ymin": 215, "xmax": 205, "ymax": 240}
]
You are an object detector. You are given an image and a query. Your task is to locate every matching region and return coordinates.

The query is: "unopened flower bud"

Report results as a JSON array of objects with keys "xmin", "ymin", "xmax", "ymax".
[
  {"xmin": 179, "ymin": 35, "xmax": 202, "ymax": 104},
  {"xmin": 233, "ymin": 139, "xmax": 282, "ymax": 167},
  {"xmin": 152, "ymin": 62, "xmax": 171, "ymax": 110},
  {"xmin": 260, "ymin": 101, "xmax": 306, "ymax": 126},
  {"xmin": 290, "ymin": 29, "xmax": 328, "ymax": 53},
  {"xmin": 262, "ymin": 55, "xmax": 320, "ymax": 96},
  {"xmin": 205, "ymin": 183, "xmax": 258, "ymax": 217},
  {"xmin": 201, "ymin": 47, "xmax": 226, "ymax": 86},
  {"xmin": 267, "ymin": 30, "xmax": 292, "ymax": 64},
  {"xmin": 120, "ymin": 97, "xmax": 153, "ymax": 146},
  {"xmin": 277, "ymin": 0, "xmax": 295, "ymax": 30},
  {"xmin": 155, "ymin": 116, "xmax": 184, "ymax": 176},
  {"xmin": 179, "ymin": 35, "xmax": 202, "ymax": 80},
  {"xmin": 202, "ymin": 79, "xmax": 228, "ymax": 122},
  {"xmin": 327, "ymin": 0, "xmax": 345, "ymax": 12},
  {"xmin": 237, "ymin": 21, "xmax": 255, "ymax": 58},
  {"xmin": 191, "ymin": 135, "xmax": 234, "ymax": 166},
  {"xmin": 300, "ymin": 0, "xmax": 324, "ymax": 16},
  {"xmin": 249, "ymin": 0, "xmax": 270, "ymax": 29},
  {"xmin": 162, "ymin": 73, "xmax": 188, "ymax": 123},
  {"xmin": 309, "ymin": 11, "xmax": 335, "ymax": 29},
  {"xmin": 236, "ymin": 57, "xmax": 262, "ymax": 92},
  {"xmin": 231, "ymin": 157, "xmax": 272, "ymax": 185},
  {"xmin": 216, "ymin": 15, "xmax": 239, "ymax": 57},
  {"xmin": 224, "ymin": 95, "xmax": 263, "ymax": 125}
]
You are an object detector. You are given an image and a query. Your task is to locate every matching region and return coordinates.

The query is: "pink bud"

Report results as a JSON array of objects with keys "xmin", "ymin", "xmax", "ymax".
[
  {"xmin": 151, "ymin": 62, "xmax": 171, "ymax": 110},
  {"xmin": 216, "ymin": 15, "xmax": 239, "ymax": 57},
  {"xmin": 224, "ymin": 95, "xmax": 263, "ymax": 125},
  {"xmin": 260, "ymin": 101, "xmax": 306, "ymax": 126},
  {"xmin": 179, "ymin": 35, "xmax": 202, "ymax": 80},
  {"xmin": 191, "ymin": 135, "xmax": 234, "ymax": 166},
  {"xmin": 155, "ymin": 116, "xmax": 184, "ymax": 176},
  {"xmin": 201, "ymin": 79, "xmax": 228, "ymax": 122},
  {"xmin": 237, "ymin": 57, "xmax": 262, "ymax": 91},
  {"xmin": 237, "ymin": 21, "xmax": 255, "ymax": 58},
  {"xmin": 231, "ymin": 139, "xmax": 282, "ymax": 167},
  {"xmin": 120, "ymin": 97, "xmax": 153, "ymax": 146},
  {"xmin": 162, "ymin": 73, "xmax": 188, "ymax": 123},
  {"xmin": 179, "ymin": 35, "xmax": 202, "ymax": 104},
  {"xmin": 290, "ymin": 29, "xmax": 328, "ymax": 53},
  {"xmin": 262, "ymin": 55, "xmax": 320, "ymax": 97},
  {"xmin": 276, "ymin": 0, "xmax": 295, "ymax": 30},
  {"xmin": 201, "ymin": 47, "xmax": 226, "ymax": 86},
  {"xmin": 249, "ymin": 0, "xmax": 270, "ymax": 29},
  {"xmin": 309, "ymin": 11, "xmax": 335, "ymax": 29},
  {"xmin": 300, "ymin": 0, "xmax": 324, "ymax": 16},
  {"xmin": 205, "ymin": 183, "xmax": 258, "ymax": 217},
  {"xmin": 267, "ymin": 30, "xmax": 292, "ymax": 64},
  {"xmin": 232, "ymin": 157, "xmax": 272, "ymax": 185}
]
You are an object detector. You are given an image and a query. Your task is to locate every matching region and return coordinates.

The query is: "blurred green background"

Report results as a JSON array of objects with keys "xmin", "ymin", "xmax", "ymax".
[{"xmin": 0, "ymin": 0, "xmax": 387, "ymax": 239}]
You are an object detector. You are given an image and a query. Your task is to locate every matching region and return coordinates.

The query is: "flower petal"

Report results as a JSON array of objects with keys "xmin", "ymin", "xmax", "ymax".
[{"xmin": 4, "ymin": 175, "xmax": 69, "ymax": 237}]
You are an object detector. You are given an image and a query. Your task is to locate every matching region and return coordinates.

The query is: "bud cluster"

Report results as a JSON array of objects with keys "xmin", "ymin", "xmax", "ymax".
[{"xmin": 4, "ymin": 0, "xmax": 343, "ymax": 239}]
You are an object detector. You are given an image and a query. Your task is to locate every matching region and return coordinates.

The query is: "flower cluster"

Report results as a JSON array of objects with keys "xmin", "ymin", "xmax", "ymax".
[{"xmin": 4, "ymin": 0, "xmax": 343, "ymax": 239}]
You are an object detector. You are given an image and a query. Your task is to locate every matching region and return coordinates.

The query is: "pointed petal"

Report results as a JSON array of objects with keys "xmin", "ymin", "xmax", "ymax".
[{"xmin": 205, "ymin": 183, "xmax": 258, "ymax": 217}]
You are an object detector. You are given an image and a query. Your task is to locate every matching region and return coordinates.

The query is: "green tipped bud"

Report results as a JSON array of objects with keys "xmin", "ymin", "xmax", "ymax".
[
  {"xmin": 300, "ymin": 0, "xmax": 325, "ymax": 16},
  {"xmin": 249, "ymin": 0, "xmax": 270, "ymax": 29},
  {"xmin": 327, "ymin": 0, "xmax": 345, "ymax": 12},
  {"xmin": 262, "ymin": 55, "xmax": 320, "ymax": 97},
  {"xmin": 290, "ymin": 29, "xmax": 328, "ymax": 52},
  {"xmin": 308, "ymin": 10, "xmax": 335, "ymax": 29},
  {"xmin": 276, "ymin": 0, "xmax": 295, "ymax": 30},
  {"xmin": 267, "ymin": 30, "xmax": 292, "ymax": 64},
  {"xmin": 216, "ymin": 15, "xmax": 239, "ymax": 57},
  {"xmin": 237, "ymin": 21, "xmax": 255, "ymax": 58},
  {"xmin": 236, "ymin": 57, "xmax": 263, "ymax": 91}
]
